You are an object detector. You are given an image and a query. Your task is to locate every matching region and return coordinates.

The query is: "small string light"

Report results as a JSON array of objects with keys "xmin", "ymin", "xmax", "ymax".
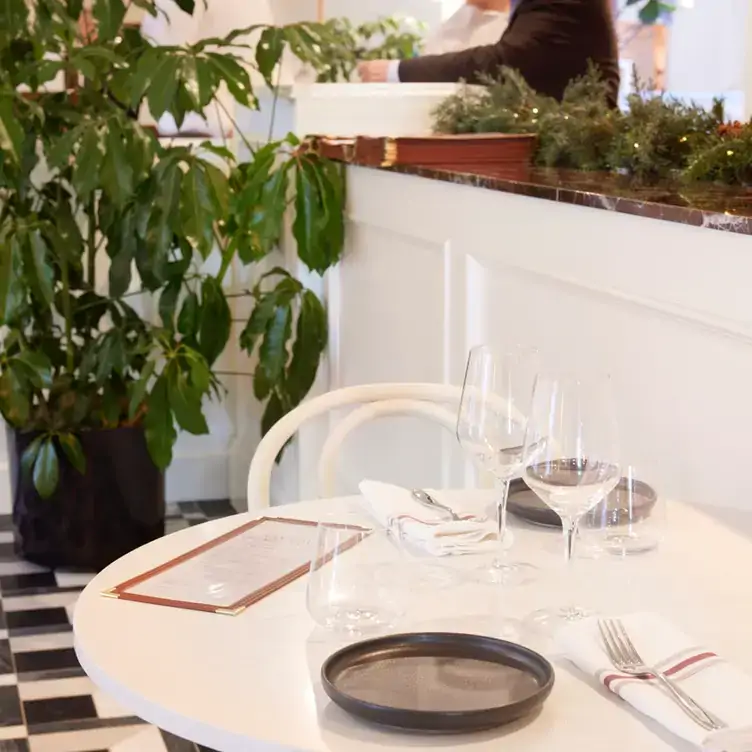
[
  {"xmin": 633, "ymin": 142, "xmax": 640, "ymax": 149},
  {"xmin": 727, "ymin": 149, "xmax": 735, "ymax": 156}
]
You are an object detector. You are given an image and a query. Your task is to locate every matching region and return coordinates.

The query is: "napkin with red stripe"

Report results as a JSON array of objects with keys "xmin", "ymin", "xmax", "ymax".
[
  {"xmin": 358, "ymin": 480, "xmax": 498, "ymax": 556},
  {"xmin": 558, "ymin": 613, "xmax": 752, "ymax": 749}
]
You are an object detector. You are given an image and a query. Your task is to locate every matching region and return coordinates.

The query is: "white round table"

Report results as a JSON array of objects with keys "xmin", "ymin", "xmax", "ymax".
[{"xmin": 74, "ymin": 494, "xmax": 752, "ymax": 752}]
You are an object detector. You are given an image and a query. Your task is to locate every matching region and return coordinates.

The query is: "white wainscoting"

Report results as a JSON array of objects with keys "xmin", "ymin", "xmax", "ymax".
[{"xmin": 306, "ymin": 166, "xmax": 752, "ymax": 511}]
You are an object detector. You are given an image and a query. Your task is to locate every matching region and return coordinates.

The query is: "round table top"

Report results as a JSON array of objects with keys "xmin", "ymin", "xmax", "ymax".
[{"xmin": 74, "ymin": 494, "xmax": 752, "ymax": 752}]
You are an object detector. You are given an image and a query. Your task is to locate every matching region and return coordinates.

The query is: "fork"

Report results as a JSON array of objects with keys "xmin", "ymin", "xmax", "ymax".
[{"xmin": 598, "ymin": 618, "xmax": 727, "ymax": 732}]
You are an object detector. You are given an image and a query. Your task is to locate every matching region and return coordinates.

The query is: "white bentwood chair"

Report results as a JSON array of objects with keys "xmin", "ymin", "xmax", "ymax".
[{"xmin": 246, "ymin": 383, "xmax": 464, "ymax": 510}]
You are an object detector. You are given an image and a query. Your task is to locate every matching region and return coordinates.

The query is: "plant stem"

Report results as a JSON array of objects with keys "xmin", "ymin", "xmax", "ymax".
[
  {"xmin": 60, "ymin": 253, "xmax": 74, "ymax": 373},
  {"xmin": 87, "ymin": 196, "xmax": 96, "ymax": 288},
  {"xmin": 267, "ymin": 57, "xmax": 283, "ymax": 144},
  {"xmin": 215, "ymin": 97, "xmax": 255, "ymax": 156}
]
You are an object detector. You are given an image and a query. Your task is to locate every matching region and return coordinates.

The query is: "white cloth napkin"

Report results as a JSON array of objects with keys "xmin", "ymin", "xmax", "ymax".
[
  {"xmin": 558, "ymin": 613, "xmax": 752, "ymax": 749},
  {"xmin": 358, "ymin": 481, "xmax": 499, "ymax": 557}
]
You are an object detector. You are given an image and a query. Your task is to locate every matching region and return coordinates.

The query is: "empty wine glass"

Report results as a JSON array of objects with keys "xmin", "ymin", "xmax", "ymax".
[
  {"xmin": 456, "ymin": 345, "xmax": 539, "ymax": 586},
  {"xmin": 522, "ymin": 371, "xmax": 621, "ymax": 629}
]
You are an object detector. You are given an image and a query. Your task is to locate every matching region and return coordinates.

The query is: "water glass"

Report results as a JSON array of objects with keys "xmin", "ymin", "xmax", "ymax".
[
  {"xmin": 306, "ymin": 520, "xmax": 405, "ymax": 634},
  {"xmin": 580, "ymin": 467, "xmax": 665, "ymax": 556}
]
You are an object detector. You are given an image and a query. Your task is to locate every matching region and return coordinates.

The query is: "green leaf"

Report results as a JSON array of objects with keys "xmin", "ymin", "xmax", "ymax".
[
  {"xmin": 205, "ymin": 53, "xmax": 252, "ymax": 106},
  {"xmin": 13, "ymin": 350, "xmax": 53, "ymax": 389},
  {"xmin": 181, "ymin": 164, "xmax": 213, "ymax": 257},
  {"xmin": 73, "ymin": 126, "xmax": 102, "ymax": 199},
  {"xmin": 159, "ymin": 279, "xmax": 181, "ymax": 329},
  {"xmin": 33, "ymin": 438, "xmax": 59, "ymax": 498},
  {"xmin": 144, "ymin": 375, "xmax": 177, "ymax": 469},
  {"xmin": 147, "ymin": 55, "xmax": 181, "ymax": 120},
  {"xmin": 101, "ymin": 123, "xmax": 133, "ymax": 206},
  {"xmin": 197, "ymin": 277, "xmax": 231, "ymax": 365},
  {"xmin": 259, "ymin": 303, "xmax": 291, "ymax": 381},
  {"xmin": 167, "ymin": 367, "xmax": 209, "ymax": 434},
  {"xmin": 108, "ymin": 231, "xmax": 134, "ymax": 298},
  {"xmin": 21, "ymin": 436, "xmax": 43, "ymax": 482},
  {"xmin": 286, "ymin": 289, "xmax": 327, "ymax": 403},
  {"xmin": 0, "ymin": 368, "xmax": 29, "ymax": 425},
  {"xmin": 638, "ymin": 1, "xmax": 661, "ymax": 23},
  {"xmin": 261, "ymin": 390, "xmax": 285, "ymax": 436},
  {"xmin": 28, "ymin": 230, "xmax": 55, "ymax": 305},
  {"xmin": 203, "ymin": 162, "xmax": 229, "ymax": 215},
  {"xmin": 47, "ymin": 127, "xmax": 81, "ymax": 171},
  {"xmin": 0, "ymin": 98, "xmax": 23, "ymax": 164},
  {"xmin": 239, "ymin": 292, "xmax": 279, "ymax": 355},
  {"xmin": 59, "ymin": 433, "xmax": 86, "ymax": 474},
  {"xmin": 256, "ymin": 27, "xmax": 285, "ymax": 83},
  {"xmin": 194, "ymin": 58, "xmax": 218, "ymax": 108},
  {"xmin": 129, "ymin": 47, "xmax": 159, "ymax": 108},
  {"xmin": 129, "ymin": 359, "xmax": 155, "ymax": 419},
  {"xmin": 93, "ymin": 0, "xmax": 127, "ymax": 41},
  {"xmin": 177, "ymin": 290, "xmax": 199, "ymax": 338},
  {"xmin": 252, "ymin": 366, "xmax": 272, "ymax": 400}
]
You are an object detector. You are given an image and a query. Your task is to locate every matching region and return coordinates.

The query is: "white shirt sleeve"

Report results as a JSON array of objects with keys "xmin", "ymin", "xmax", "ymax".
[{"xmin": 387, "ymin": 60, "xmax": 401, "ymax": 83}]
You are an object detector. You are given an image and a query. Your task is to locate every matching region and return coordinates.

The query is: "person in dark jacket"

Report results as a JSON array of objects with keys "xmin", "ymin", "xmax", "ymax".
[{"xmin": 357, "ymin": 0, "xmax": 620, "ymax": 108}]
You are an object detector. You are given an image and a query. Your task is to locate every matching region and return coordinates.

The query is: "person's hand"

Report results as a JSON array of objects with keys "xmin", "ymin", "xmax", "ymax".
[{"xmin": 357, "ymin": 60, "xmax": 391, "ymax": 83}]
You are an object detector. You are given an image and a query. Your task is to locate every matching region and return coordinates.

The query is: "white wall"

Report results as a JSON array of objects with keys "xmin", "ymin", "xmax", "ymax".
[
  {"xmin": 316, "ymin": 166, "xmax": 752, "ymax": 512},
  {"xmin": 270, "ymin": 0, "xmax": 447, "ymax": 26}
]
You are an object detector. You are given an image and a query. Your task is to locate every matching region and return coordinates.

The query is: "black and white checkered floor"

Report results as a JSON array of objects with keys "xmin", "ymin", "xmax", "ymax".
[{"xmin": 0, "ymin": 500, "xmax": 237, "ymax": 752}]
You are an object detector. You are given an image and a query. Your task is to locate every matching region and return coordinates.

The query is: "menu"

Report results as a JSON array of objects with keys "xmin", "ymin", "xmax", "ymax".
[{"xmin": 102, "ymin": 517, "xmax": 364, "ymax": 616}]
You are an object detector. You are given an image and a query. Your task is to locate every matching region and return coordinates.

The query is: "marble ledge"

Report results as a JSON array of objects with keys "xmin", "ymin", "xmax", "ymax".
[{"xmin": 369, "ymin": 164, "xmax": 752, "ymax": 237}]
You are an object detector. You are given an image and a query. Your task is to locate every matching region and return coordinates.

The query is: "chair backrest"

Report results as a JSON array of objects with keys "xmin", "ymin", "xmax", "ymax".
[{"xmin": 246, "ymin": 383, "xmax": 462, "ymax": 510}]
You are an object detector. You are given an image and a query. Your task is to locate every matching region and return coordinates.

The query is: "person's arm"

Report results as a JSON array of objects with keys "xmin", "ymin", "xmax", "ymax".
[
  {"xmin": 397, "ymin": 2, "xmax": 581, "ymax": 84},
  {"xmin": 397, "ymin": 41, "xmax": 507, "ymax": 83}
]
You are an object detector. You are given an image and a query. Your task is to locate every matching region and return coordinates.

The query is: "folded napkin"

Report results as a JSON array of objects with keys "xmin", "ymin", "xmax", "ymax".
[
  {"xmin": 358, "ymin": 480, "xmax": 499, "ymax": 557},
  {"xmin": 558, "ymin": 613, "xmax": 752, "ymax": 749}
]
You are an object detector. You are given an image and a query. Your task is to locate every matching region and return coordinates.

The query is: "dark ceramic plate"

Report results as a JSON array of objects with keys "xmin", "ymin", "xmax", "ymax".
[
  {"xmin": 507, "ymin": 477, "xmax": 658, "ymax": 529},
  {"xmin": 321, "ymin": 632, "xmax": 554, "ymax": 733}
]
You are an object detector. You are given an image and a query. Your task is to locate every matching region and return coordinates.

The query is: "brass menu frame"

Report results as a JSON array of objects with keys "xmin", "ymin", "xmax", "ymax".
[{"xmin": 102, "ymin": 517, "xmax": 365, "ymax": 616}]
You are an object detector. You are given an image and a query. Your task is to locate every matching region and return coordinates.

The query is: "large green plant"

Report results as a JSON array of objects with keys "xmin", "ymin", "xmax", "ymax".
[
  {"xmin": 0, "ymin": 0, "xmax": 345, "ymax": 496},
  {"xmin": 313, "ymin": 15, "xmax": 425, "ymax": 83}
]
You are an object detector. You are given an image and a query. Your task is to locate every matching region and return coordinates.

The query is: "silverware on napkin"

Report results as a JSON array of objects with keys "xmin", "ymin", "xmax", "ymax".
[
  {"xmin": 411, "ymin": 489, "xmax": 462, "ymax": 521},
  {"xmin": 598, "ymin": 618, "xmax": 727, "ymax": 732}
]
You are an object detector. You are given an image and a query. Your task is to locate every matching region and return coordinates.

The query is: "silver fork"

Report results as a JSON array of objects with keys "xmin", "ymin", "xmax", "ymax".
[{"xmin": 598, "ymin": 618, "xmax": 726, "ymax": 732}]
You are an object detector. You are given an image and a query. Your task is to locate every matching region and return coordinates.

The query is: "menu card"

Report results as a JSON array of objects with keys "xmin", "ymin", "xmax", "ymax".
[{"xmin": 102, "ymin": 517, "xmax": 365, "ymax": 616}]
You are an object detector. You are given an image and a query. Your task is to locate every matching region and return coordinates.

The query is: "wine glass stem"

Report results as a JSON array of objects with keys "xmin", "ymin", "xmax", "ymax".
[
  {"xmin": 561, "ymin": 516, "xmax": 579, "ymax": 564},
  {"xmin": 495, "ymin": 477, "xmax": 511, "ymax": 554}
]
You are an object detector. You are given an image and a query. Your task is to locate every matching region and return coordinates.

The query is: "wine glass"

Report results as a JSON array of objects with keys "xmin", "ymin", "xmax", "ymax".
[
  {"xmin": 522, "ymin": 371, "xmax": 621, "ymax": 630},
  {"xmin": 456, "ymin": 345, "xmax": 539, "ymax": 586}
]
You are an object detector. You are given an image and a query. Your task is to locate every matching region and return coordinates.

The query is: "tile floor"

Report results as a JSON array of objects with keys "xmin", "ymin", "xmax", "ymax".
[{"xmin": 0, "ymin": 500, "xmax": 237, "ymax": 752}]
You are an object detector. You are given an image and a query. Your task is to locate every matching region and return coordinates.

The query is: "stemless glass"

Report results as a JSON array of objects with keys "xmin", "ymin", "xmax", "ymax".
[
  {"xmin": 522, "ymin": 372, "xmax": 621, "ymax": 629},
  {"xmin": 456, "ymin": 345, "xmax": 539, "ymax": 586},
  {"xmin": 306, "ymin": 519, "xmax": 405, "ymax": 635},
  {"xmin": 580, "ymin": 466, "xmax": 665, "ymax": 557}
]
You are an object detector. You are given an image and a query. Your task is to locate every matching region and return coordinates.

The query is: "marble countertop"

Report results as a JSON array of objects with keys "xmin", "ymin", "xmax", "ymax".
[{"xmin": 379, "ymin": 164, "xmax": 752, "ymax": 236}]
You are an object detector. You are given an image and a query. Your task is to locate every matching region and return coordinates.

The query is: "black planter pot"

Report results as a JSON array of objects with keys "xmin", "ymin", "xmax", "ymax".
[{"xmin": 8, "ymin": 426, "xmax": 165, "ymax": 571}]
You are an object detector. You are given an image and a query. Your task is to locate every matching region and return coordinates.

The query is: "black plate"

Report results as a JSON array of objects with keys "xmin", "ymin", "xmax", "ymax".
[
  {"xmin": 321, "ymin": 632, "xmax": 554, "ymax": 733},
  {"xmin": 507, "ymin": 477, "xmax": 658, "ymax": 529}
]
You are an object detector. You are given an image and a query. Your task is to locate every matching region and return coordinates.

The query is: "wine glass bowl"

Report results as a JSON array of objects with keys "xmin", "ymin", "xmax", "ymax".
[{"xmin": 525, "ymin": 457, "xmax": 621, "ymax": 520}]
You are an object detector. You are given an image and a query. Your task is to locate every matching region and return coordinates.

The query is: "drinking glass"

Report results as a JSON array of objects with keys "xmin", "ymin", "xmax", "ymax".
[
  {"xmin": 522, "ymin": 372, "xmax": 621, "ymax": 628},
  {"xmin": 306, "ymin": 519, "xmax": 405, "ymax": 634},
  {"xmin": 456, "ymin": 345, "xmax": 539, "ymax": 586},
  {"xmin": 580, "ymin": 466, "xmax": 665, "ymax": 557}
]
